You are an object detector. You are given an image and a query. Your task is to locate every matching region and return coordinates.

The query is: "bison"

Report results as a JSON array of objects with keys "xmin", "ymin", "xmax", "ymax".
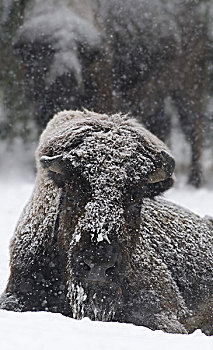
[
  {"xmin": 1, "ymin": 0, "xmax": 207, "ymax": 186},
  {"xmin": 0, "ymin": 110, "xmax": 213, "ymax": 335}
]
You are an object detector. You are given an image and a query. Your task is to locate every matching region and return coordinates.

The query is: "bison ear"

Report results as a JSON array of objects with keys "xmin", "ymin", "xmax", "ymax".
[
  {"xmin": 147, "ymin": 151, "xmax": 175, "ymax": 184},
  {"xmin": 146, "ymin": 151, "xmax": 175, "ymax": 195},
  {"xmin": 40, "ymin": 154, "xmax": 65, "ymax": 187},
  {"xmin": 40, "ymin": 154, "xmax": 63, "ymax": 174}
]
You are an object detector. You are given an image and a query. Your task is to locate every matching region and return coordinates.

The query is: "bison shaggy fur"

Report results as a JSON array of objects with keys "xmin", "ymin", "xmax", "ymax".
[{"xmin": 0, "ymin": 110, "xmax": 213, "ymax": 335}]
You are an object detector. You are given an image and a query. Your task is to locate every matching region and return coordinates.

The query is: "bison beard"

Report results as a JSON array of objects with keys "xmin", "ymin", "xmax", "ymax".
[{"xmin": 0, "ymin": 110, "xmax": 212, "ymax": 335}]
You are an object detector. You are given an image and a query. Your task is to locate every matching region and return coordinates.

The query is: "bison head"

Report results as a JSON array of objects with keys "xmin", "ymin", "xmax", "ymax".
[{"xmin": 37, "ymin": 110, "xmax": 175, "ymax": 320}]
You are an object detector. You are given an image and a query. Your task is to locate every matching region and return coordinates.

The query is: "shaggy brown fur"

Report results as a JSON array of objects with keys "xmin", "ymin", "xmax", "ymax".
[{"xmin": 0, "ymin": 110, "xmax": 212, "ymax": 335}]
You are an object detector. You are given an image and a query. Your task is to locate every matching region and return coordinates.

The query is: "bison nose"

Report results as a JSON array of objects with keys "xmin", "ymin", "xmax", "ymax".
[
  {"xmin": 81, "ymin": 242, "xmax": 120, "ymax": 283},
  {"xmin": 84, "ymin": 259, "xmax": 115, "ymax": 283}
]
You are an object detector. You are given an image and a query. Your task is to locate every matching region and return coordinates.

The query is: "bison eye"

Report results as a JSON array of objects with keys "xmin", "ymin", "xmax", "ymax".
[
  {"xmin": 40, "ymin": 155, "xmax": 90, "ymax": 190},
  {"xmin": 47, "ymin": 170, "xmax": 65, "ymax": 187},
  {"xmin": 47, "ymin": 168, "xmax": 91, "ymax": 198}
]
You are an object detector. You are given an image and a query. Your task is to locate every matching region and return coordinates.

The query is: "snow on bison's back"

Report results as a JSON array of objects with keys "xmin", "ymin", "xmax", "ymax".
[{"xmin": 0, "ymin": 110, "xmax": 212, "ymax": 336}]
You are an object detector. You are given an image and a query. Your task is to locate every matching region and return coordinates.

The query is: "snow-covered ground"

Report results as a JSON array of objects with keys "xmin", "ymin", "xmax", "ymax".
[{"xmin": 0, "ymin": 179, "xmax": 213, "ymax": 349}]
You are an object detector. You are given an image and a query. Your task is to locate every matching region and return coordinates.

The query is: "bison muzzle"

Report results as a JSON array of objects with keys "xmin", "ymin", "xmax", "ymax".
[{"xmin": 0, "ymin": 110, "xmax": 212, "ymax": 335}]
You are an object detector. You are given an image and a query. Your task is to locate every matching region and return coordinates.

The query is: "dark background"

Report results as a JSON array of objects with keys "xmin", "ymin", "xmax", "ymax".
[{"xmin": 1, "ymin": 0, "xmax": 213, "ymax": 186}]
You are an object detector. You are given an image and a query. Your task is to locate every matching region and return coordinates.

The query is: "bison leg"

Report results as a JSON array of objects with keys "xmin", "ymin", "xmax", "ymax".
[
  {"xmin": 0, "ymin": 267, "xmax": 51, "ymax": 312},
  {"xmin": 0, "ymin": 250, "xmax": 68, "ymax": 314},
  {"xmin": 172, "ymin": 93, "xmax": 203, "ymax": 187},
  {"xmin": 120, "ymin": 279, "xmax": 188, "ymax": 333},
  {"xmin": 0, "ymin": 292, "xmax": 24, "ymax": 311},
  {"xmin": 121, "ymin": 295, "xmax": 188, "ymax": 334}
]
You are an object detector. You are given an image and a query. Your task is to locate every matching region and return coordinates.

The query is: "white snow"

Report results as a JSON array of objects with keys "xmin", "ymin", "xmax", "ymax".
[
  {"xmin": 165, "ymin": 183, "xmax": 213, "ymax": 218},
  {"xmin": 0, "ymin": 310, "xmax": 212, "ymax": 350},
  {"xmin": 0, "ymin": 179, "xmax": 213, "ymax": 349}
]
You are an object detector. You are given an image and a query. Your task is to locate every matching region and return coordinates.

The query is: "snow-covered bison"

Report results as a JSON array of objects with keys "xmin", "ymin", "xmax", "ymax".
[{"xmin": 0, "ymin": 110, "xmax": 213, "ymax": 335}]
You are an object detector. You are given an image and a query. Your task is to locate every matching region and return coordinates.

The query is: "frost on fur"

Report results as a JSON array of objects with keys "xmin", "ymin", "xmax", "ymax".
[{"xmin": 1, "ymin": 110, "xmax": 212, "ymax": 335}]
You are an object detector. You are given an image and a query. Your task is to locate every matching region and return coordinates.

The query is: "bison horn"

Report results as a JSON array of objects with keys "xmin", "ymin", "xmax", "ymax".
[
  {"xmin": 147, "ymin": 151, "xmax": 175, "ymax": 184},
  {"xmin": 40, "ymin": 154, "xmax": 63, "ymax": 174},
  {"xmin": 147, "ymin": 168, "xmax": 168, "ymax": 184}
]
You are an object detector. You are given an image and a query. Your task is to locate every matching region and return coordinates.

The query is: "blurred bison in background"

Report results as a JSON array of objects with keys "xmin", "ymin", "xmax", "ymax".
[
  {"xmin": 0, "ymin": 110, "xmax": 212, "ymax": 335},
  {"xmin": 1, "ymin": 0, "xmax": 208, "ymax": 186}
]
